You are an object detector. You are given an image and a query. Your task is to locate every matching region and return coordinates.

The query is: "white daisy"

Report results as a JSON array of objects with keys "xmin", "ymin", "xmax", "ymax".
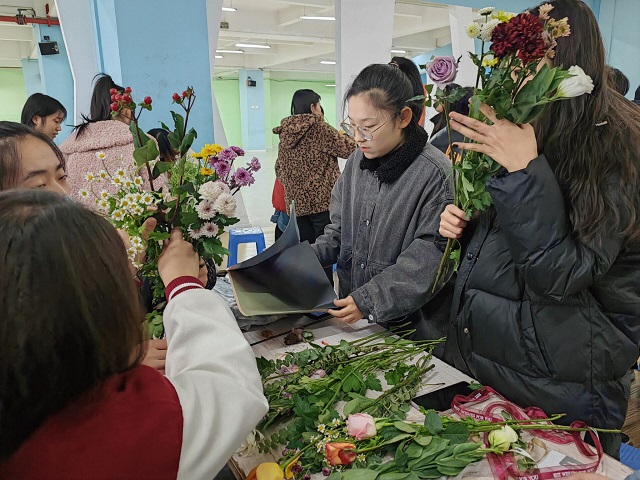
[
  {"xmin": 331, "ymin": 418, "xmax": 341, "ymax": 427},
  {"xmin": 196, "ymin": 199, "xmax": 217, "ymax": 220},
  {"xmin": 123, "ymin": 179, "xmax": 133, "ymax": 188},
  {"xmin": 130, "ymin": 205, "xmax": 144, "ymax": 216},
  {"xmin": 112, "ymin": 210, "xmax": 125, "ymax": 221},
  {"xmin": 112, "ymin": 176, "xmax": 123, "ymax": 186},
  {"xmin": 98, "ymin": 170, "xmax": 108, "ymax": 179},
  {"xmin": 142, "ymin": 193, "xmax": 154, "ymax": 205},
  {"xmin": 85, "ymin": 172, "xmax": 95, "ymax": 182},
  {"xmin": 317, "ymin": 424, "xmax": 326, "ymax": 433},
  {"xmin": 95, "ymin": 151, "xmax": 107, "ymax": 160},
  {"xmin": 115, "ymin": 168, "xmax": 126, "ymax": 177},
  {"xmin": 133, "ymin": 193, "xmax": 143, "ymax": 203},
  {"xmin": 133, "ymin": 176, "xmax": 144, "ymax": 186},
  {"xmin": 97, "ymin": 199, "xmax": 109, "ymax": 210},
  {"xmin": 78, "ymin": 189, "xmax": 90, "ymax": 198},
  {"xmin": 120, "ymin": 198, "xmax": 131, "ymax": 209}
]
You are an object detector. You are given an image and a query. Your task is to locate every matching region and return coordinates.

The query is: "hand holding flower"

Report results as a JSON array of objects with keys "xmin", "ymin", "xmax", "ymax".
[{"xmin": 449, "ymin": 103, "xmax": 539, "ymax": 173}]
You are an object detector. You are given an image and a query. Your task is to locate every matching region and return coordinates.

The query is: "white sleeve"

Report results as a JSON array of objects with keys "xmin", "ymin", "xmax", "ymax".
[{"xmin": 163, "ymin": 288, "xmax": 269, "ymax": 480}]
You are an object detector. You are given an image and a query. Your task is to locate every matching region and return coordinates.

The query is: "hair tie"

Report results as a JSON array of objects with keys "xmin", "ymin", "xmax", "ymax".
[{"xmin": 388, "ymin": 61, "xmax": 400, "ymax": 69}]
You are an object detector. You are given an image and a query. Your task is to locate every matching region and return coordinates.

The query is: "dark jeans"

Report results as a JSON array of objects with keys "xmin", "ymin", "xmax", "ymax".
[{"xmin": 297, "ymin": 211, "xmax": 333, "ymax": 286}]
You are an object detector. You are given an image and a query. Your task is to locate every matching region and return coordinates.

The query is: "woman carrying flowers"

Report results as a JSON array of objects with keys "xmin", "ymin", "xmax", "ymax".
[
  {"xmin": 312, "ymin": 63, "xmax": 454, "ymax": 346},
  {"xmin": 440, "ymin": 0, "xmax": 640, "ymax": 458}
]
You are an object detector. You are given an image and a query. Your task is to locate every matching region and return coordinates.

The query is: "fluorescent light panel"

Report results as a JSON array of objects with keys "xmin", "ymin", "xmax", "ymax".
[
  {"xmin": 300, "ymin": 15, "xmax": 335, "ymax": 20},
  {"xmin": 215, "ymin": 55, "xmax": 223, "ymax": 59},
  {"xmin": 216, "ymin": 49, "xmax": 244, "ymax": 54},
  {"xmin": 320, "ymin": 60, "xmax": 336, "ymax": 65},
  {"xmin": 221, "ymin": 7, "xmax": 236, "ymax": 12},
  {"xmin": 235, "ymin": 43, "xmax": 271, "ymax": 49},
  {"xmin": 390, "ymin": 49, "xmax": 407, "ymax": 54},
  {"xmin": 325, "ymin": 84, "xmax": 336, "ymax": 87}
]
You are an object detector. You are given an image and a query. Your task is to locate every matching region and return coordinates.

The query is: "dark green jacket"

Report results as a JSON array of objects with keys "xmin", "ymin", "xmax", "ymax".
[{"xmin": 445, "ymin": 155, "xmax": 640, "ymax": 430}]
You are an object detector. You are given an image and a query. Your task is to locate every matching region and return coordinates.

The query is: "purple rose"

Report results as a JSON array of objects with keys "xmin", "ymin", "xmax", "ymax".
[
  {"xmin": 426, "ymin": 56, "xmax": 458, "ymax": 88},
  {"xmin": 233, "ymin": 167, "xmax": 255, "ymax": 187},
  {"xmin": 217, "ymin": 148, "xmax": 238, "ymax": 163},
  {"xmin": 249, "ymin": 156, "xmax": 261, "ymax": 172},
  {"xmin": 231, "ymin": 146, "xmax": 245, "ymax": 156},
  {"xmin": 214, "ymin": 160, "xmax": 231, "ymax": 179}
]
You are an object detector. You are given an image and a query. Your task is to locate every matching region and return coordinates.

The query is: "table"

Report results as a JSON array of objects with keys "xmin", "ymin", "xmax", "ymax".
[{"xmin": 231, "ymin": 317, "xmax": 633, "ymax": 480}]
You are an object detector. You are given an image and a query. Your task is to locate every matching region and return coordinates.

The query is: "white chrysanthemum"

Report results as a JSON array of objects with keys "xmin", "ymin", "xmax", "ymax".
[
  {"xmin": 99, "ymin": 190, "xmax": 109, "ymax": 199},
  {"xmin": 123, "ymin": 179, "xmax": 133, "ymax": 188},
  {"xmin": 480, "ymin": 18, "xmax": 501, "ymax": 41},
  {"xmin": 331, "ymin": 418, "xmax": 341, "ymax": 427},
  {"xmin": 130, "ymin": 205, "xmax": 144, "ymax": 216},
  {"xmin": 85, "ymin": 172, "xmax": 95, "ymax": 182},
  {"xmin": 357, "ymin": 454, "xmax": 366, "ymax": 462},
  {"xmin": 115, "ymin": 168, "xmax": 126, "ymax": 177},
  {"xmin": 95, "ymin": 151, "xmax": 107, "ymax": 160},
  {"xmin": 130, "ymin": 236, "xmax": 144, "ymax": 248},
  {"xmin": 120, "ymin": 198, "xmax": 132, "ymax": 209},
  {"xmin": 200, "ymin": 222, "xmax": 218, "ymax": 238},
  {"xmin": 142, "ymin": 193, "xmax": 154, "ymax": 205},
  {"xmin": 133, "ymin": 176, "xmax": 144, "ymax": 186},
  {"xmin": 133, "ymin": 193, "xmax": 143, "ymax": 203},
  {"xmin": 112, "ymin": 176, "xmax": 123, "ymax": 186},
  {"xmin": 112, "ymin": 209, "xmax": 125, "ymax": 221},
  {"xmin": 196, "ymin": 199, "xmax": 217, "ymax": 220},
  {"xmin": 97, "ymin": 199, "xmax": 109, "ymax": 211},
  {"xmin": 213, "ymin": 192, "xmax": 236, "ymax": 217},
  {"xmin": 465, "ymin": 22, "xmax": 481, "ymax": 38},
  {"xmin": 198, "ymin": 181, "xmax": 229, "ymax": 202},
  {"xmin": 188, "ymin": 226, "xmax": 203, "ymax": 239},
  {"xmin": 78, "ymin": 189, "xmax": 90, "ymax": 198},
  {"xmin": 479, "ymin": 6, "xmax": 495, "ymax": 15},
  {"xmin": 98, "ymin": 170, "xmax": 108, "ymax": 179}
]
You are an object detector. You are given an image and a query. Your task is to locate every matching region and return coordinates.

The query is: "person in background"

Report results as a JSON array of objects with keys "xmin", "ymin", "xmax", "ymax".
[
  {"xmin": 148, "ymin": 127, "xmax": 177, "ymax": 163},
  {"xmin": 634, "ymin": 85, "xmax": 640, "ymax": 106},
  {"xmin": 441, "ymin": 0, "xmax": 640, "ymax": 458},
  {"xmin": 429, "ymin": 86, "xmax": 474, "ymax": 156},
  {"xmin": 0, "ymin": 191, "xmax": 268, "ymax": 479},
  {"xmin": 311, "ymin": 63, "xmax": 454, "ymax": 349},
  {"xmin": 274, "ymin": 89, "xmax": 357, "ymax": 284},
  {"xmin": 60, "ymin": 74, "xmax": 146, "ymax": 206},
  {"xmin": 20, "ymin": 93, "xmax": 67, "ymax": 141},
  {"xmin": 607, "ymin": 66, "xmax": 630, "ymax": 96},
  {"xmin": 270, "ymin": 178, "xmax": 289, "ymax": 241},
  {"xmin": 390, "ymin": 56, "xmax": 427, "ymax": 127}
]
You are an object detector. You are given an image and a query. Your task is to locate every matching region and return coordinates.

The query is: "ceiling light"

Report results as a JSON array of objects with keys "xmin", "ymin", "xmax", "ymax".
[
  {"xmin": 216, "ymin": 49, "xmax": 244, "ymax": 54},
  {"xmin": 221, "ymin": 7, "xmax": 237, "ymax": 12},
  {"xmin": 215, "ymin": 55, "xmax": 223, "ymax": 59},
  {"xmin": 390, "ymin": 49, "xmax": 407, "ymax": 54},
  {"xmin": 325, "ymin": 84, "xmax": 336, "ymax": 87},
  {"xmin": 320, "ymin": 60, "xmax": 336, "ymax": 65},
  {"xmin": 235, "ymin": 43, "xmax": 271, "ymax": 49},
  {"xmin": 300, "ymin": 15, "xmax": 335, "ymax": 20}
]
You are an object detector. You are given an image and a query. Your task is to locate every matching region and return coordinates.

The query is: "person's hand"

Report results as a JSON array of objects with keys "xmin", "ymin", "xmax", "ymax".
[
  {"xmin": 119, "ymin": 217, "xmax": 158, "ymax": 276},
  {"xmin": 141, "ymin": 339, "xmax": 167, "ymax": 372},
  {"xmin": 328, "ymin": 296, "xmax": 363, "ymax": 324},
  {"xmin": 439, "ymin": 204, "xmax": 469, "ymax": 239},
  {"xmin": 449, "ymin": 103, "xmax": 539, "ymax": 173},
  {"xmin": 157, "ymin": 228, "xmax": 199, "ymax": 286}
]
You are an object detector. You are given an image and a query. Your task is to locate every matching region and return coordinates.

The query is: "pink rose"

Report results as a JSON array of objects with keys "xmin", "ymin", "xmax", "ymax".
[
  {"xmin": 426, "ymin": 56, "xmax": 458, "ymax": 88},
  {"xmin": 346, "ymin": 413, "xmax": 377, "ymax": 440}
]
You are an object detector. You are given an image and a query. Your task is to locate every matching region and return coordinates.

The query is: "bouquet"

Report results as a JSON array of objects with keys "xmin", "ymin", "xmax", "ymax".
[
  {"xmin": 80, "ymin": 87, "xmax": 260, "ymax": 337},
  {"xmin": 428, "ymin": 4, "xmax": 594, "ymax": 290}
]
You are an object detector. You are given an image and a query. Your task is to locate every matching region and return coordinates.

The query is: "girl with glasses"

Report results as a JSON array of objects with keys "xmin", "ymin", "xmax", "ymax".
[{"xmin": 312, "ymin": 63, "xmax": 454, "ymax": 351}]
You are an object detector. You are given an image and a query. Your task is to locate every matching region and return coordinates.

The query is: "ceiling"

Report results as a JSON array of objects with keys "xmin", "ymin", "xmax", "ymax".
[{"xmin": 0, "ymin": 0, "xmax": 457, "ymax": 78}]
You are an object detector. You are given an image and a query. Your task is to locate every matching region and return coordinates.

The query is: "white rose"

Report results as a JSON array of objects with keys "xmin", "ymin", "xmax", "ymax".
[
  {"xmin": 557, "ymin": 65, "xmax": 594, "ymax": 98},
  {"xmin": 488, "ymin": 425, "xmax": 518, "ymax": 452}
]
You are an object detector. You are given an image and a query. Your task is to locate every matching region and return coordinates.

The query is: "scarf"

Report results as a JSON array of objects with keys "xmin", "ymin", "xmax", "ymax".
[{"xmin": 359, "ymin": 126, "xmax": 429, "ymax": 184}]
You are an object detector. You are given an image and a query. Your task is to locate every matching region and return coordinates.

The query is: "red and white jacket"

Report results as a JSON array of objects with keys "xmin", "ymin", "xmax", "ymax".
[{"xmin": 0, "ymin": 277, "xmax": 268, "ymax": 480}]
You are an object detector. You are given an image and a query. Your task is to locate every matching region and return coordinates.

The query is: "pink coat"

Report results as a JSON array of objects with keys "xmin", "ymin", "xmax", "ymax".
[{"xmin": 60, "ymin": 120, "xmax": 151, "ymax": 207}]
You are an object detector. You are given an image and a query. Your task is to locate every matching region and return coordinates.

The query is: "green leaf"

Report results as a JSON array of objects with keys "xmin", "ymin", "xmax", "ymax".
[
  {"xmin": 406, "ymin": 441, "xmax": 424, "ymax": 459},
  {"xmin": 130, "ymin": 122, "xmax": 151, "ymax": 149},
  {"xmin": 152, "ymin": 161, "xmax": 174, "ymax": 179},
  {"xmin": 365, "ymin": 375, "xmax": 383, "ymax": 392},
  {"xmin": 414, "ymin": 435, "xmax": 432, "ymax": 446},
  {"xmin": 343, "ymin": 398, "xmax": 361, "ymax": 417},
  {"xmin": 441, "ymin": 423, "xmax": 470, "ymax": 444},
  {"xmin": 171, "ymin": 111, "xmax": 185, "ymax": 138},
  {"xmin": 385, "ymin": 433, "xmax": 413, "ymax": 444},
  {"xmin": 160, "ymin": 121, "xmax": 171, "ymax": 132},
  {"xmin": 341, "ymin": 469, "xmax": 379, "ymax": 480},
  {"xmin": 179, "ymin": 210, "xmax": 199, "ymax": 226},
  {"xmin": 436, "ymin": 456, "xmax": 472, "ymax": 469},
  {"xmin": 424, "ymin": 410, "xmax": 443, "ymax": 435},
  {"xmin": 435, "ymin": 465, "xmax": 465, "ymax": 476},
  {"xmin": 393, "ymin": 421, "xmax": 418, "ymax": 433},
  {"xmin": 133, "ymin": 140, "xmax": 160, "ymax": 168},
  {"xmin": 176, "ymin": 183, "xmax": 195, "ymax": 195},
  {"xmin": 452, "ymin": 442, "xmax": 482, "ymax": 456}
]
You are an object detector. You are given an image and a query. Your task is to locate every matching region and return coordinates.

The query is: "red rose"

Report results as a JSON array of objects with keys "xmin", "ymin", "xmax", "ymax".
[
  {"xmin": 123, "ymin": 94, "xmax": 132, "ymax": 104},
  {"xmin": 110, "ymin": 103, "xmax": 119, "ymax": 112},
  {"xmin": 143, "ymin": 96, "xmax": 152, "ymax": 105},
  {"xmin": 172, "ymin": 93, "xmax": 181, "ymax": 102},
  {"xmin": 124, "ymin": 86, "xmax": 132, "ymax": 93}
]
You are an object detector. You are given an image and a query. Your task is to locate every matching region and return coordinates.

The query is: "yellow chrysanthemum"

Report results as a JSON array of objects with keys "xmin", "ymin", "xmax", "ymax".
[
  {"xmin": 194, "ymin": 143, "xmax": 224, "ymax": 159},
  {"xmin": 200, "ymin": 167, "xmax": 215, "ymax": 176},
  {"xmin": 482, "ymin": 55, "xmax": 499, "ymax": 67},
  {"xmin": 492, "ymin": 10, "xmax": 515, "ymax": 22}
]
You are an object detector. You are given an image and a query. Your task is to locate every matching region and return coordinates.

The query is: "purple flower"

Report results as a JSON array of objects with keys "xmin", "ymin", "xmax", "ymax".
[
  {"xmin": 233, "ymin": 167, "xmax": 255, "ymax": 187},
  {"xmin": 282, "ymin": 392, "xmax": 292, "ymax": 399},
  {"xmin": 292, "ymin": 464, "xmax": 303, "ymax": 474},
  {"xmin": 282, "ymin": 448, "xmax": 290, "ymax": 456},
  {"xmin": 214, "ymin": 160, "xmax": 231, "ymax": 179},
  {"xmin": 278, "ymin": 364, "xmax": 298, "ymax": 375},
  {"xmin": 304, "ymin": 475, "xmax": 311, "ymax": 480},
  {"xmin": 322, "ymin": 468, "xmax": 332, "ymax": 477},
  {"xmin": 217, "ymin": 148, "xmax": 238, "ymax": 163},
  {"xmin": 310, "ymin": 369, "xmax": 326, "ymax": 379},
  {"xmin": 426, "ymin": 56, "xmax": 458, "ymax": 88},
  {"xmin": 249, "ymin": 156, "xmax": 261, "ymax": 172},
  {"xmin": 231, "ymin": 146, "xmax": 245, "ymax": 156}
]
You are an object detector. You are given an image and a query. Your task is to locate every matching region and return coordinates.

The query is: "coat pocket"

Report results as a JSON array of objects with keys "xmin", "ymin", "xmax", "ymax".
[
  {"xmin": 337, "ymin": 249, "xmax": 353, "ymax": 297},
  {"xmin": 520, "ymin": 301, "xmax": 554, "ymax": 378}
]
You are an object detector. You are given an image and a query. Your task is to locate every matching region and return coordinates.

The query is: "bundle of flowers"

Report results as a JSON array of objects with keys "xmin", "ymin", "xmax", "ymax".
[
  {"xmin": 428, "ymin": 4, "xmax": 594, "ymax": 289},
  {"xmin": 244, "ymin": 330, "xmax": 616, "ymax": 479},
  {"xmin": 82, "ymin": 87, "xmax": 260, "ymax": 337}
]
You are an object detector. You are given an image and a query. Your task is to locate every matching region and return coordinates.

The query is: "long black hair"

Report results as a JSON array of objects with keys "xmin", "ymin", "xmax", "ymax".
[
  {"xmin": 291, "ymin": 89, "xmax": 321, "ymax": 115},
  {"xmin": 20, "ymin": 93, "xmax": 67, "ymax": 127},
  {"xmin": 344, "ymin": 63, "xmax": 422, "ymax": 136},
  {"xmin": 0, "ymin": 190, "xmax": 145, "ymax": 459},
  {"xmin": 0, "ymin": 121, "xmax": 65, "ymax": 190},
  {"xmin": 530, "ymin": 0, "xmax": 640, "ymax": 247},
  {"xmin": 75, "ymin": 74, "xmax": 123, "ymax": 137}
]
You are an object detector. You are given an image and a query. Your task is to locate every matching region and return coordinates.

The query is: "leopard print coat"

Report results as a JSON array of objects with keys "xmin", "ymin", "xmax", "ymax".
[{"xmin": 274, "ymin": 114, "xmax": 357, "ymax": 217}]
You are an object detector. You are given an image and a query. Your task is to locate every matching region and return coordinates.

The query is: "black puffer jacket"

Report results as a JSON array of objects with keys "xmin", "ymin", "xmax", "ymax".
[{"xmin": 444, "ymin": 155, "xmax": 640, "ymax": 431}]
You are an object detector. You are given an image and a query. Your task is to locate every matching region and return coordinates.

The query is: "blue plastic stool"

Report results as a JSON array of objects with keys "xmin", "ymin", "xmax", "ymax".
[
  {"xmin": 227, "ymin": 227, "xmax": 266, "ymax": 268},
  {"xmin": 620, "ymin": 443, "xmax": 640, "ymax": 470}
]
